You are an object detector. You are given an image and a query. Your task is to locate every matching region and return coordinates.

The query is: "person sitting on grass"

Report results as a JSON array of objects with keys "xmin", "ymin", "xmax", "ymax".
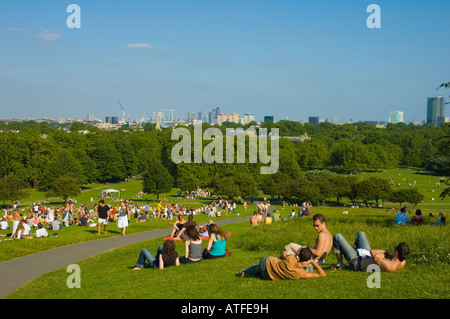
[
  {"xmin": 179, "ymin": 225, "xmax": 203, "ymax": 264},
  {"xmin": 36, "ymin": 223, "xmax": 49, "ymax": 238},
  {"xmin": 250, "ymin": 211, "xmax": 260, "ymax": 226},
  {"xmin": 133, "ymin": 240, "xmax": 180, "ymax": 270},
  {"xmin": 169, "ymin": 214, "xmax": 186, "ymax": 238},
  {"xmin": 395, "ymin": 207, "xmax": 409, "ymax": 225},
  {"xmin": 236, "ymin": 247, "xmax": 326, "ymax": 280},
  {"xmin": 281, "ymin": 214, "xmax": 332, "ymax": 266},
  {"xmin": 174, "ymin": 214, "xmax": 197, "ymax": 241},
  {"xmin": 203, "ymin": 223, "xmax": 227, "ymax": 260},
  {"xmin": 332, "ymin": 231, "xmax": 410, "ymax": 272},
  {"xmin": 411, "ymin": 209, "xmax": 424, "ymax": 225}
]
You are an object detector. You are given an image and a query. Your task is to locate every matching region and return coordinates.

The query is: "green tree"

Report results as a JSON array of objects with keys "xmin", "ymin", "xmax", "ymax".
[
  {"xmin": 47, "ymin": 175, "xmax": 81, "ymax": 203},
  {"xmin": 356, "ymin": 177, "xmax": 392, "ymax": 207},
  {"xmin": 0, "ymin": 174, "xmax": 30, "ymax": 206},
  {"xmin": 214, "ymin": 176, "xmax": 240, "ymax": 200},
  {"xmin": 142, "ymin": 159, "xmax": 173, "ymax": 200},
  {"xmin": 329, "ymin": 175, "xmax": 357, "ymax": 206}
]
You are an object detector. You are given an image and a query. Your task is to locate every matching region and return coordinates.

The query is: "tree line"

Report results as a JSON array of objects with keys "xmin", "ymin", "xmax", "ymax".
[{"xmin": 0, "ymin": 120, "xmax": 448, "ymax": 205}]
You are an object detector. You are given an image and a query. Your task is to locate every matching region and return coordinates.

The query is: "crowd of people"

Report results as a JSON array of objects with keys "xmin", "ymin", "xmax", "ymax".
[
  {"xmin": 133, "ymin": 220, "xmax": 230, "ymax": 270},
  {"xmin": 1, "ymin": 194, "xmax": 447, "ymax": 284}
]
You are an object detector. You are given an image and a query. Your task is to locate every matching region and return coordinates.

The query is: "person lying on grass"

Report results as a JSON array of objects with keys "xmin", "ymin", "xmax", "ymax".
[
  {"xmin": 332, "ymin": 231, "xmax": 410, "ymax": 272},
  {"xmin": 132, "ymin": 239, "xmax": 180, "ymax": 270},
  {"xmin": 236, "ymin": 247, "xmax": 326, "ymax": 280}
]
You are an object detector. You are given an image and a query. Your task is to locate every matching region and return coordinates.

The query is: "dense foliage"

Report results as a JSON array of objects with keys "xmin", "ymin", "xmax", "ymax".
[{"xmin": 0, "ymin": 120, "xmax": 448, "ymax": 204}]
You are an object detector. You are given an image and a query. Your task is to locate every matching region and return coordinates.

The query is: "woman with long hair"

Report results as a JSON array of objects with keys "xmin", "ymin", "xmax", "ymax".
[
  {"xmin": 133, "ymin": 239, "xmax": 180, "ymax": 270},
  {"xmin": 203, "ymin": 223, "xmax": 227, "ymax": 259},
  {"xmin": 179, "ymin": 225, "xmax": 203, "ymax": 264}
]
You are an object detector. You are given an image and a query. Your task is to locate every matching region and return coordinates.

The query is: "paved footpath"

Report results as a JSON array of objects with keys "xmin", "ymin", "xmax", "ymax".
[{"xmin": 0, "ymin": 216, "xmax": 249, "ymax": 299}]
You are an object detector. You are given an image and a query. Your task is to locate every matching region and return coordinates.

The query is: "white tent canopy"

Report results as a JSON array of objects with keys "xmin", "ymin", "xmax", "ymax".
[
  {"xmin": 100, "ymin": 189, "xmax": 121, "ymax": 198},
  {"xmin": 103, "ymin": 189, "xmax": 120, "ymax": 193}
]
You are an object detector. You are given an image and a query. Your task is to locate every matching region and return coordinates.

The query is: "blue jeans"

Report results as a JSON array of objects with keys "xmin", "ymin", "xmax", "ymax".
[
  {"xmin": 333, "ymin": 232, "xmax": 372, "ymax": 271},
  {"xmin": 242, "ymin": 257, "xmax": 272, "ymax": 280},
  {"xmin": 136, "ymin": 245, "xmax": 163, "ymax": 268}
]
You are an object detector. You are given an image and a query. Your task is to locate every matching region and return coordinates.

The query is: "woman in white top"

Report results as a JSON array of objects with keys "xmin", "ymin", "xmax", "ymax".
[{"xmin": 117, "ymin": 201, "xmax": 129, "ymax": 236}]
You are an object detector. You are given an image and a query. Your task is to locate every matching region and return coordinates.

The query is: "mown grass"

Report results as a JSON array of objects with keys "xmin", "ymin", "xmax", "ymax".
[{"xmin": 7, "ymin": 207, "xmax": 449, "ymax": 299}]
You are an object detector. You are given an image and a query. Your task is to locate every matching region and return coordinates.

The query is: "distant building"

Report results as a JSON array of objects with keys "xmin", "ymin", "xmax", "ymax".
[
  {"xmin": 264, "ymin": 116, "xmax": 274, "ymax": 122},
  {"xmin": 427, "ymin": 97, "xmax": 445, "ymax": 126},
  {"xmin": 389, "ymin": 110, "xmax": 404, "ymax": 124},
  {"xmin": 216, "ymin": 113, "xmax": 228, "ymax": 125},
  {"xmin": 228, "ymin": 113, "xmax": 239, "ymax": 123},
  {"xmin": 243, "ymin": 113, "xmax": 255, "ymax": 125},
  {"xmin": 308, "ymin": 116, "xmax": 319, "ymax": 125},
  {"xmin": 105, "ymin": 116, "xmax": 119, "ymax": 124},
  {"xmin": 331, "ymin": 115, "xmax": 338, "ymax": 124},
  {"xmin": 208, "ymin": 111, "xmax": 214, "ymax": 124},
  {"xmin": 188, "ymin": 112, "xmax": 196, "ymax": 123}
]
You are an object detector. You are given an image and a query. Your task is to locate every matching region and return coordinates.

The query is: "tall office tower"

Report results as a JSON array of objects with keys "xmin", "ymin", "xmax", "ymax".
[
  {"xmin": 228, "ymin": 113, "xmax": 239, "ymax": 123},
  {"xmin": 216, "ymin": 113, "xmax": 228, "ymax": 125},
  {"xmin": 264, "ymin": 116, "xmax": 274, "ymax": 122},
  {"xmin": 208, "ymin": 111, "xmax": 214, "ymax": 124},
  {"xmin": 243, "ymin": 113, "xmax": 255, "ymax": 125},
  {"xmin": 198, "ymin": 111, "xmax": 202, "ymax": 122},
  {"xmin": 188, "ymin": 112, "xmax": 196, "ymax": 123},
  {"xmin": 389, "ymin": 110, "xmax": 404, "ymax": 124},
  {"xmin": 427, "ymin": 97, "xmax": 445, "ymax": 126},
  {"xmin": 331, "ymin": 115, "xmax": 338, "ymax": 124},
  {"xmin": 308, "ymin": 116, "xmax": 319, "ymax": 125}
]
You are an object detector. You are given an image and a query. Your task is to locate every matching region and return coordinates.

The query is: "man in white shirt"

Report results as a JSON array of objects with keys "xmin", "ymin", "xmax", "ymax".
[
  {"xmin": 36, "ymin": 223, "xmax": 49, "ymax": 238},
  {"xmin": 0, "ymin": 219, "xmax": 9, "ymax": 230}
]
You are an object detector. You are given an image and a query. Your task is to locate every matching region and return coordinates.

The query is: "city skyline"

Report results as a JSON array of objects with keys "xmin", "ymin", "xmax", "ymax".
[{"xmin": 1, "ymin": 1, "xmax": 449, "ymax": 122}]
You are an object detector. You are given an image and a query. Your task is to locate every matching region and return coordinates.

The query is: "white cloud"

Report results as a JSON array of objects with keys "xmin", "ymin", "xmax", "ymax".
[
  {"xmin": 8, "ymin": 27, "xmax": 27, "ymax": 32},
  {"xmin": 36, "ymin": 27, "xmax": 62, "ymax": 42},
  {"xmin": 127, "ymin": 43, "xmax": 164, "ymax": 52}
]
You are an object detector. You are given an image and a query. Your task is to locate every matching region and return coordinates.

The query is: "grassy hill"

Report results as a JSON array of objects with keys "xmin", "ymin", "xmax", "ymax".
[{"xmin": 6, "ymin": 207, "xmax": 450, "ymax": 299}]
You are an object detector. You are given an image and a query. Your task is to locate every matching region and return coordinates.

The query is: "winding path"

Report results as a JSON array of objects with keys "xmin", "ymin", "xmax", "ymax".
[{"xmin": 0, "ymin": 216, "xmax": 249, "ymax": 299}]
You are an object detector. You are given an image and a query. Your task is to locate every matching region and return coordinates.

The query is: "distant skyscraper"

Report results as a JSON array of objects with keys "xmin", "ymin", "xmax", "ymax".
[
  {"xmin": 427, "ymin": 97, "xmax": 445, "ymax": 126},
  {"xmin": 264, "ymin": 116, "xmax": 274, "ymax": 122},
  {"xmin": 105, "ymin": 116, "xmax": 119, "ymax": 124},
  {"xmin": 188, "ymin": 112, "xmax": 195, "ymax": 123},
  {"xmin": 208, "ymin": 111, "xmax": 214, "ymax": 124},
  {"xmin": 308, "ymin": 116, "xmax": 319, "ymax": 125},
  {"xmin": 331, "ymin": 115, "xmax": 338, "ymax": 124},
  {"xmin": 389, "ymin": 110, "xmax": 404, "ymax": 124}
]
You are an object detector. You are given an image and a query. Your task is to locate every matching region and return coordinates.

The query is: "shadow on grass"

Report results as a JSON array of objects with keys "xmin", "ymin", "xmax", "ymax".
[{"xmin": 83, "ymin": 229, "xmax": 122, "ymax": 235}]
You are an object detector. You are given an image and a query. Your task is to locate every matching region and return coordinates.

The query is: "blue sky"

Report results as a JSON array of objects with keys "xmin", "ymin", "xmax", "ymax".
[{"xmin": 1, "ymin": 0, "xmax": 449, "ymax": 123}]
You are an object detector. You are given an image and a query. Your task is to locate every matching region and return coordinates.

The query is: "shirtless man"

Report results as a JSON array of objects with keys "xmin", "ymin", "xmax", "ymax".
[
  {"xmin": 250, "ymin": 211, "xmax": 260, "ymax": 226},
  {"xmin": 332, "ymin": 231, "xmax": 410, "ymax": 272},
  {"xmin": 281, "ymin": 214, "xmax": 333, "ymax": 265}
]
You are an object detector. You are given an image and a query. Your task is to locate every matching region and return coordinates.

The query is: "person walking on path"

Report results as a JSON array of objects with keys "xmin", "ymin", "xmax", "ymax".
[{"xmin": 97, "ymin": 199, "xmax": 110, "ymax": 236}]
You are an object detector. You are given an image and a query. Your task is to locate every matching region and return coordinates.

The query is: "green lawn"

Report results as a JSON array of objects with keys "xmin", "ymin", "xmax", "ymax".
[{"xmin": 6, "ymin": 206, "xmax": 450, "ymax": 299}]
